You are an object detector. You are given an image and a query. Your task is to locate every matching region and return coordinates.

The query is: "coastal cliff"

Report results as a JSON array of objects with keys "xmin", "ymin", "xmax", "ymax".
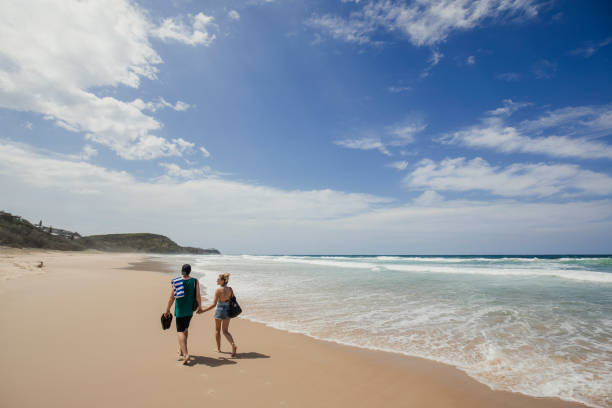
[{"xmin": 0, "ymin": 211, "xmax": 220, "ymax": 255}]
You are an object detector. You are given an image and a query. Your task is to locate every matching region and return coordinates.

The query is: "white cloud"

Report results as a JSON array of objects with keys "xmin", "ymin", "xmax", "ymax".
[
  {"xmin": 306, "ymin": 14, "xmax": 375, "ymax": 45},
  {"xmin": 413, "ymin": 190, "xmax": 444, "ymax": 206},
  {"xmin": 387, "ymin": 160, "xmax": 409, "ymax": 170},
  {"xmin": 2, "ymin": 141, "xmax": 611, "ymax": 254},
  {"xmin": 307, "ymin": 0, "xmax": 539, "ymax": 47},
  {"xmin": 159, "ymin": 163, "xmax": 213, "ymax": 180},
  {"xmin": 81, "ymin": 145, "xmax": 98, "ymax": 161},
  {"xmin": 405, "ymin": 157, "xmax": 612, "ymax": 197},
  {"xmin": 520, "ymin": 105, "xmax": 612, "ymax": 135},
  {"xmin": 569, "ymin": 37, "xmax": 612, "ymax": 58},
  {"xmin": 421, "ymin": 49, "xmax": 444, "ymax": 78},
  {"xmin": 466, "ymin": 55, "xmax": 475, "ymax": 65},
  {"xmin": 442, "ymin": 102, "xmax": 612, "ymax": 160},
  {"xmin": 334, "ymin": 137, "xmax": 391, "ymax": 156},
  {"xmin": 200, "ymin": 146, "xmax": 211, "ymax": 157},
  {"xmin": 336, "ymin": 118, "xmax": 426, "ymax": 156},
  {"xmin": 0, "ymin": 0, "xmax": 210, "ymax": 160},
  {"xmin": 131, "ymin": 98, "xmax": 192, "ymax": 113},
  {"xmin": 388, "ymin": 120, "xmax": 427, "ymax": 145},
  {"xmin": 486, "ymin": 99, "xmax": 530, "ymax": 116},
  {"xmin": 228, "ymin": 10, "xmax": 241, "ymax": 21},
  {"xmin": 430, "ymin": 50, "xmax": 444, "ymax": 65},
  {"xmin": 151, "ymin": 12, "xmax": 216, "ymax": 46}
]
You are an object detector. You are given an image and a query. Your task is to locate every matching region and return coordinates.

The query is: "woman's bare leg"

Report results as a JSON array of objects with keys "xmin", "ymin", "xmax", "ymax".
[
  {"xmin": 215, "ymin": 319, "xmax": 222, "ymax": 352},
  {"xmin": 222, "ymin": 319, "xmax": 237, "ymax": 357}
]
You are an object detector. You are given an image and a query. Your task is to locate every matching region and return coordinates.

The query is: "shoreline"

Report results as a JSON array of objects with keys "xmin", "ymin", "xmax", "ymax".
[{"xmin": 0, "ymin": 250, "xmax": 589, "ymax": 408}]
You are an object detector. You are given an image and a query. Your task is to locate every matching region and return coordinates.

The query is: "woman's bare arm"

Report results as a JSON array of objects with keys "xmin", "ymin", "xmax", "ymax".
[{"xmin": 199, "ymin": 289, "xmax": 219, "ymax": 313}]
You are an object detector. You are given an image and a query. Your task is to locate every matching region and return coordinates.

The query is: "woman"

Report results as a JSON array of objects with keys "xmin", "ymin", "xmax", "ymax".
[
  {"xmin": 164, "ymin": 264, "xmax": 201, "ymax": 365},
  {"xmin": 198, "ymin": 273, "xmax": 238, "ymax": 357}
]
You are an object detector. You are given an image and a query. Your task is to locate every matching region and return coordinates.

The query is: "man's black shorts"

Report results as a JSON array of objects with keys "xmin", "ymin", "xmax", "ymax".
[{"xmin": 176, "ymin": 315, "xmax": 192, "ymax": 332}]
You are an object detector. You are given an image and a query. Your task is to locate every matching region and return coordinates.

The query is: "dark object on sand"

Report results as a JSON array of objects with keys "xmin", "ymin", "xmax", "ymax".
[
  {"xmin": 161, "ymin": 313, "xmax": 172, "ymax": 330},
  {"xmin": 229, "ymin": 295, "xmax": 242, "ymax": 318},
  {"xmin": 37, "ymin": 261, "xmax": 43, "ymax": 268}
]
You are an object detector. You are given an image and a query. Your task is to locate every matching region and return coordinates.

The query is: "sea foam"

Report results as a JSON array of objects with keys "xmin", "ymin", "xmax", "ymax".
[{"xmin": 188, "ymin": 254, "xmax": 612, "ymax": 408}]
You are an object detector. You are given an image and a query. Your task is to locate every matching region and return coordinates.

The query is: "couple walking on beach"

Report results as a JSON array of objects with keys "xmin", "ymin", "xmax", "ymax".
[{"xmin": 163, "ymin": 264, "xmax": 238, "ymax": 365}]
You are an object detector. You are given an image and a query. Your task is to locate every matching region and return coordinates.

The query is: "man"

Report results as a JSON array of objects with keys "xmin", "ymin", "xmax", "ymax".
[{"xmin": 164, "ymin": 264, "xmax": 201, "ymax": 365}]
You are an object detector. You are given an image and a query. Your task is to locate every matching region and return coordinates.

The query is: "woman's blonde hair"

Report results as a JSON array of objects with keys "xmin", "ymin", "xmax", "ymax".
[{"xmin": 219, "ymin": 273, "xmax": 230, "ymax": 286}]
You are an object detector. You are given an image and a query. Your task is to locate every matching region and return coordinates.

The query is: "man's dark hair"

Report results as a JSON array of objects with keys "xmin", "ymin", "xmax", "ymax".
[{"xmin": 181, "ymin": 264, "xmax": 191, "ymax": 275}]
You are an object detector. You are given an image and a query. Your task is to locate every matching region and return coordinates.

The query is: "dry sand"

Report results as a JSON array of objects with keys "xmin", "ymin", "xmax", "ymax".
[{"xmin": 0, "ymin": 249, "xmax": 588, "ymax": 408}]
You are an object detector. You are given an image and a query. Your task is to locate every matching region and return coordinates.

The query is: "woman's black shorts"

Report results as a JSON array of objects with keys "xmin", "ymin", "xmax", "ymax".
[{"xmin": 176, "ymin": 315, "xmax": 192, "ymax": 332}]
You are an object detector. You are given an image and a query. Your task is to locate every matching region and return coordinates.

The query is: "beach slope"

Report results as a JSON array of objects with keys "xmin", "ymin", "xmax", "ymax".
[{"xmin": 0, "ymin": 250, "xmax": 587, "ymax": 408}]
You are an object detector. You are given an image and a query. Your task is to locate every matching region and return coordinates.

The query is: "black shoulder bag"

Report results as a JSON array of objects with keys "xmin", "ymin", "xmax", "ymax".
[{"xmin": 228, "ymin": 287, "xmax": 242, "ymax": 318}]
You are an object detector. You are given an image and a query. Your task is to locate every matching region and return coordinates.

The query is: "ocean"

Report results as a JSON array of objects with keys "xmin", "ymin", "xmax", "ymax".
[{"xmin": 163, "ymin": 254, "xmax": 612, "ymax": 408}]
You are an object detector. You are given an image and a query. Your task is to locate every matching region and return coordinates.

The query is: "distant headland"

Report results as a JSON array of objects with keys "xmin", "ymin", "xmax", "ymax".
[{"xmin": 0, "ymin": 211, "xmax": 220, "ymax": 255}]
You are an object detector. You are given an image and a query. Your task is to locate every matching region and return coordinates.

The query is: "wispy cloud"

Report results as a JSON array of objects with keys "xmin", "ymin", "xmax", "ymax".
[
  {"xmin": 569, "ymin": 37, "xmax": 612, "ymax": 58},
  {"xmin": 405, "ymin": 157, "xmax": 612, "ymax": 197},
  {"xmin": 441, "ymin": 101, "xmax": 612, "ymax": 160},
  {"xmin": 387, "ymin": 161, "xmax": 409, "ymax": 170},
  {"xmin": 334, "ymin": 137, "xmax": 391, "ymax": 156},
  {"xmin": 0, "ymin": 0, "xmax": 212, "ymax": 160},
  {"xmin": 532, "ymin": 59, "xmax": 557, "ymax": 79},
  {"xmin": 486, "ymin": 99, "xmax": 531, "ymax": 116},
  {"xmin": 158, "ymin": 163, "xmax": 217, "ymax": 180},
  {"xmin": 80, "ymin": 145, "xmax": 98, "ymax": 161},
  {"xmin": 421, "ymin": 49, "xmax": 444, "ymax": 78},
  {"xmin": 228, "ymin": 10, "xmax": 240, "ymax": 21},
  {"xmin": 412, "ymin": 190, "xmax": 444, "ymax": 206},
  {"xmin": 388, "ymin": 119, "xmax": 427, "ymax": 146},
  {"xmin": 307, "ymin": 0, "xmax": 539, "ymax": 47},
  {"xmin": 466, "ymin": 55, "xmax": 476, "ymax": 65},
  {"xmin": 520, "ymin": 105, "xmax": 612, "ymax": 135},
  {"xmin": 131, "ymin": 98, "xmax": 192, "ymax": 113},
  {"xmin": 306, "ymin": 13, "xmax": 375, "ymax": 46},
  {"xmin": 387, "ymin": 85, "xmax": 412, "ymax": 93},
  {"xmin": 151, "ymin": 12, "xmax": 216, "ymax": 46},
  {"xmin": 335, "ymin": 117, "xmax": 426, "ymax": 156},
  {"xmin": 200, "ymin": 147, "xmax": 211, "ymax": 158},
  {"xmin": 496, "ymin": 72, "xmax": 521, "ymax": 81}
]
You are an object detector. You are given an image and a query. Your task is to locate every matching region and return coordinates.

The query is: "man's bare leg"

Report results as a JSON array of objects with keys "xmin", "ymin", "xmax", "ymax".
[{"xmin": 178, "ymin": 330, "xmax": 189, "ymax": 365}]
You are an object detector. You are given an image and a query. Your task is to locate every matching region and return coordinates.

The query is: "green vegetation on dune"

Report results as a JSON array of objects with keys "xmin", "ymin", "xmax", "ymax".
[
  {"xmin": 0, "ymin": 211, "xmax": 220, "ymax": 254},
  {"xmin": 0, "ymin": 212, "xmax": 85, "ymax": 250},
  {"xmin": 79, "ymin": 233, "xmax": 219, "ymax": 254}
]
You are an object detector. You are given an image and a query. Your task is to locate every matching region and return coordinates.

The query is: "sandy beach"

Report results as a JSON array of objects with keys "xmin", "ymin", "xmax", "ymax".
[{"xmin": 0, "ymin": 250, "xmax": 588, "ymax": 408}]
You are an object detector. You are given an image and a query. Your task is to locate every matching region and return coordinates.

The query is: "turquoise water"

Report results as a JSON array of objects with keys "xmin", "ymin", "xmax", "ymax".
[{"xmin": 174, "ymin": 255, "xmax": 612, "ymax": 408}]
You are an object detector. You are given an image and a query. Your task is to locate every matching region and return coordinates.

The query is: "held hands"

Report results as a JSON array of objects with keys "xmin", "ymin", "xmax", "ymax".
[{"xmin": 197, "ymin": 307, "xmax": 206, "ymax": 314}]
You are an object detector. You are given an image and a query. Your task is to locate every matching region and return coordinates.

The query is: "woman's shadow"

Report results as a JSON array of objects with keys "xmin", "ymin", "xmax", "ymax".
[{"xmin": 187, "ymin": 352, "xmax": 270, "ymax": 367}]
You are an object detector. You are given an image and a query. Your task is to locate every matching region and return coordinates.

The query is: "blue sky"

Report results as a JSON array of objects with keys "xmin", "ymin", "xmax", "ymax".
[{"xmin": 1, "ymin": 0, "xmax": 611, "ymax": 254}]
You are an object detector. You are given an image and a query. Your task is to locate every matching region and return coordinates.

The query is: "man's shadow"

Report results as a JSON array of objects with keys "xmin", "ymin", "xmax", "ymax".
[{"xmin": 187, "ymin": 352, "xmax": 270, "ymax": 367}]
